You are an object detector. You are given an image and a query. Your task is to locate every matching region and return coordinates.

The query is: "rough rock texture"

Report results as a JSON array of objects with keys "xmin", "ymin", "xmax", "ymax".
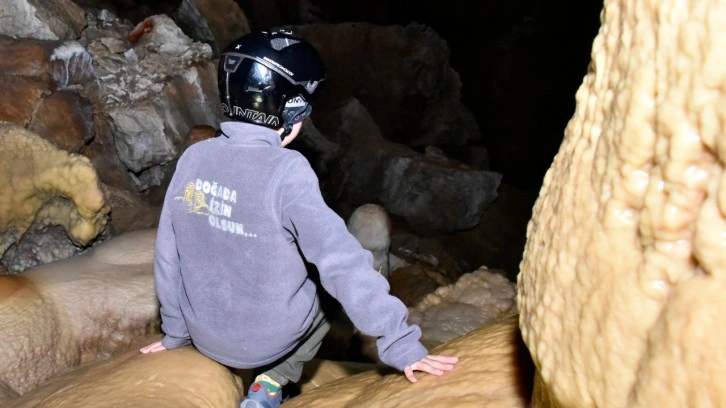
[
  {"xmin": 285, "ymin": 315, "xmax": 533, "ymax": 408},
  {"xmin": 5, "ymin": 317, "xmax": 532, "ymax": 408},
  {"xmin": 0, "ymin": 35, "xmax": 57, "ymax": 81},
  {"xmin": 346, "ymin": 203, "xmax": 392, "ymax": 277},
  {"xmin": 389, "ymin": 262, "xmax": 453, "ymax": 307},
  {"xmin": 0, "ymin": 0, "xmax": 85, "ymax": 41},
  {"xmin": 0, "ymin": 76, "xmax": 45, "ymax": 126},
  {"xmin": 0, "ymin": 122, "xmax": 109, "ymax": 259},
  {"xmin": 94, "ymin": 14, "xmax": 221, "ymax": 190},
  {"xmin": 0, "ymin": 5, "xmax": 512, "ymax": 275},
  {"xmin": 27, "ymin": 89, "xmax": 95, "ymax": 152},
  {"xmin": 174, "ymin": 0, "xmax": 250, "ymax": 56},
  {"xmin": 0, "ymin": 274, "xmax": 75, "ymax": 397},
  {"xmin": 0, "ymin": 229, "xmax": 159, "ymax": 400},
  {"xmin": 320, "ymin": 97, "xmax": 501, "ymax": 235},
  {"xmin": 409, "ymin": 267, "xmax": 518, "ymax": 349},
  {"xmin": 4, "ymin": 342, "xmax": 244, "ymax": 408},
  {"xmin": 518, "ymin": 0, "xmax": 726, "ymax": 406},
  {"xmin": 0, "ymin": 227, "xmax": 533, "ymax": 407}
]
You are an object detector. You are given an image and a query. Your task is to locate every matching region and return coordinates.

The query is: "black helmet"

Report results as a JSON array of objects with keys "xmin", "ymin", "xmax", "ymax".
[{"xmin": 218, "ymin": 30, "xmax": 326, "ymax": 136}]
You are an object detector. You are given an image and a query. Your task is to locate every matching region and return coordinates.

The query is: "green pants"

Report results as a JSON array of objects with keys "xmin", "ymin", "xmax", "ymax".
[{"xmin": 258, "ymin": 307, "xmax": 331, "ymax": 386}]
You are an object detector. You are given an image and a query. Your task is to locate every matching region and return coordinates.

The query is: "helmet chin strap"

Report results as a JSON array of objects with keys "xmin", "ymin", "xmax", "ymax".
[
  {"xmin": 281, "ymin": 123, "xmax": 293, "ymax": 139},
  {"xmin": 279, "ymin": 102, "xmax": 312, "ymax": 140}
]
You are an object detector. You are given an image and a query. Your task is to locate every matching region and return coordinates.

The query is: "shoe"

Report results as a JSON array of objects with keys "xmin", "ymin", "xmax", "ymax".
[{"xmin": 240, "ymin": 382, "xmax": 283, "ymax": 408}]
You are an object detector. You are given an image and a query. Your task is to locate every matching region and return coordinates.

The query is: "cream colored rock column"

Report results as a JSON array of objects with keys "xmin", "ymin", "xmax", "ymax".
[{"xmin": 518, "ymin": 0, "xmax": 726, "ymax": 407}]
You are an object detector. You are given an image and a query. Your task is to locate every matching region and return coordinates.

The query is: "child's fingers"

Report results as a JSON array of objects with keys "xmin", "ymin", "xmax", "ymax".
[{"xmin": 139, "ymin": 341, "xmax": 166, "ymax": 353}]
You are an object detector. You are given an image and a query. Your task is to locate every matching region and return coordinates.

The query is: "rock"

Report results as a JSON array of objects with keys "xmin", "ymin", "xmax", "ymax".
[
  {"xmin": 174, "ymin": 0, "xmax": 251, "ymax": 56},
  {"xmin": 0, "ymin": 0, "xmax": 85, "ymax": 41},
  {"xmin": 0, "ymin": 123, "xmax": 109, "ymax": 270},
  {"xmin": 347, "ymin": 203, "xmax": 392, "ymax": 277},
  {"xmin": 518, "ymin": 0, "xmax": 726, "ymax": 405},
  {"xmin": 284, "ymin": 315, "xmax": 534, "ymax": 408}
]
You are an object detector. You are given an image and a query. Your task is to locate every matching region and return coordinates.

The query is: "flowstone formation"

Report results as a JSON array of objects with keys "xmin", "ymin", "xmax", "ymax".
[
  {"xmin": 518, "ymin": 0, "xmax": 726, "ymax": 406},
  {"xmin": 0, "ymin": 122, "xmax": 109, "ymax": 261}
]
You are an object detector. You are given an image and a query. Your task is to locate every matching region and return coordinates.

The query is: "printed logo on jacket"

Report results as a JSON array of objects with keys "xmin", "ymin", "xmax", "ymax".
[{"xmin": 175, "ymin": 179, "xmax": 257, "ymax": 237}]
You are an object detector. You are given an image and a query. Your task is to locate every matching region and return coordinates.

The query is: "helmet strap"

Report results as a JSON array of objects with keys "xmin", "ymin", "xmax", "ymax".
[
  {"xmin": 281, "ymin": 123, "xmax": 293, "ymax": 139},
  {"xmin": 280, "ymin": 101, "xmax": 311, "ymax": 141}
]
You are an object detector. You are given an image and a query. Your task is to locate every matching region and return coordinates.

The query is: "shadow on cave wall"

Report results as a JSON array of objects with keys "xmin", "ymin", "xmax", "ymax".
[
  {"xmin": 237, "ymin": 0, "xmax": 604, "ymax": 189},
  {"xmin": 234, "ymin": 0, "xmax": 604, "ymax": 277}
]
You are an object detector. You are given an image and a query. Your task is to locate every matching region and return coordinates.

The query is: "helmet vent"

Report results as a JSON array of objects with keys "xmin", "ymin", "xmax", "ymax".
[
  {"xmin": 270, "ymin": 37, "xmax": 300, "ymax": 51},
  {"xmin": 304, "ymin": 81, "xmax": 320, "ymax": 93}
]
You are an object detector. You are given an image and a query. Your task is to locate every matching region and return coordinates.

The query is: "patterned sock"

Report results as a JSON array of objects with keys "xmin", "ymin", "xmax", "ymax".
[{"xmin": 255, "ymin": 374, "xmax": 281, "ymax": 395}]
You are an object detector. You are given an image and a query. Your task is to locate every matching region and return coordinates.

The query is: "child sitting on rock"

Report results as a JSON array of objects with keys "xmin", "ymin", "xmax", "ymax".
[{"xmin": 140, "ymin": 29, "xmax": 458, "ymax": 408}]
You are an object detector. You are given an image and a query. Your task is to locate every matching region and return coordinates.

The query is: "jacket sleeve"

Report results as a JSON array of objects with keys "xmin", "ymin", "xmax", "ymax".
[
  {"xmin": 154, "ymin": 202, "xmax": 191, "ymax": 349},
  {"xmin": 278, "ymin": 157, "xmax": 428, "ymax": 371}
]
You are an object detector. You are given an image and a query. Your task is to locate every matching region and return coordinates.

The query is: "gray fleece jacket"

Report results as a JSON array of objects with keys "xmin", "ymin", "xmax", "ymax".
[{"xmin": 154, "ymin": 121, "xmax": 428, "ymax": 371}]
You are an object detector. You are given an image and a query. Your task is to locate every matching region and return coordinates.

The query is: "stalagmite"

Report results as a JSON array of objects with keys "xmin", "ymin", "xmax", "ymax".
[{"xmin": 518, "ymin": 0, "xmax": 726, "ymax": 406}]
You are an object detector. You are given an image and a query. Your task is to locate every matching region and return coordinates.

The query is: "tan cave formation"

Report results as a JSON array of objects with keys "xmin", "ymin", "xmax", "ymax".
[
  {"xmin": 0, "ymin": 229, "xmax": 159, "ymax": 402},
  {"xmin": 518, "ymin": 0, "xmax": 726, "ymax": 406},
  {"xmin": 1, "ymin": 230, "xmax": 533, "ymax": 408},
  {"xmin": 0, "ymin": 122, "xmax": 109, "ymax": 256}
]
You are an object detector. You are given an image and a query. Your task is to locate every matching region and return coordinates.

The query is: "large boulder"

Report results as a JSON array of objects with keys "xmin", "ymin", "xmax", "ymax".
[
  {"xmin": 4, "ymin": 344, "xmax": 244, "ymax": 408},
  {"xmin": 284, "ymin": 315, "xmax": 533, "ymax": 408},
  {"xmin": 0, "ymin": 229, "xmax": 159, "ymax": 403}
]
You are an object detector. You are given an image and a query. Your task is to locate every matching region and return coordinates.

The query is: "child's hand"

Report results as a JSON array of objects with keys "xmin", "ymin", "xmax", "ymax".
[
  {"xmin": 403, "ymin": 354, "xmax": 459, "ymax": 383},
  {"xmin": 139, "ymin": 341, "xmax": 167, "ymax": 354}
]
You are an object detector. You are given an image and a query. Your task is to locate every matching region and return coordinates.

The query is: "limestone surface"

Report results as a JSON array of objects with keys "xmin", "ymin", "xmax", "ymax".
[
  {"xmin": 518, "ymin": 0, "xmax": 726, "ymax": 406},
  {"xmin": 0, "ymin": 229, "xmax": 158, "ymax": 401},
  {"xmin": 0, "ymin": 122, "xmax": 109, "ymax": 258},
  {"xmin": 0, "ymin": 228, "xmax": 532, "ymax": 408}
]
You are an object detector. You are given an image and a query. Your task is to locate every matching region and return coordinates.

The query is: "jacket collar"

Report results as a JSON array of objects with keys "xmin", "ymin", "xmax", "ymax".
[{"xmin": 219, "ymin": 121, "xmax": 281, "ymax": 147}]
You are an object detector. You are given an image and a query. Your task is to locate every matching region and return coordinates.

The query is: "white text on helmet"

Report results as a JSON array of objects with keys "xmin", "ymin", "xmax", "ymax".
[
  {"xmin": 286, "ymin": 96, "xmax": 307, "ymax": 107},
  {"xmin": 222, "ymin": 103, "xmax": 280, "ymax": 127},
  {"xmin": 262, "ymin": 56, "xmax": 294, "ymax": 77}
]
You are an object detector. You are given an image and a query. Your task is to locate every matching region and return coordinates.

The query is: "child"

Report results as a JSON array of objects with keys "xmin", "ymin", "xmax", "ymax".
[{"xmin": 140, "ymin": 29, "xmax": 458, "ymax": 408}]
